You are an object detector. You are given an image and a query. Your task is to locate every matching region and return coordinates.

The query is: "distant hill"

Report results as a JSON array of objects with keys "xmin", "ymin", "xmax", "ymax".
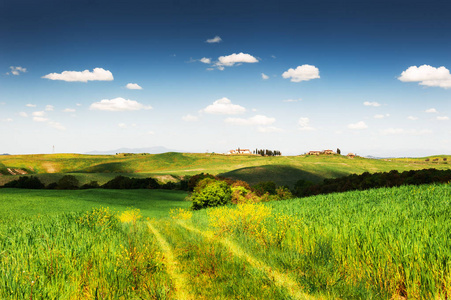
[{"xmin": 86, "ymin": 146, "xmax": 179, "ymax": 155}]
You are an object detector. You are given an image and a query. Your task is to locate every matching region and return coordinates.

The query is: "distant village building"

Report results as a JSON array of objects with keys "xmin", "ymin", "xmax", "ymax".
[
  {"xmin": 227, "ymin": 148, "xmax": 252, "ymax": 155},
  {"xmin": 347, "ymin": 153, "xmax": 356, "ymax": 159},
  {"xmin": 307, "ymin": 151, "xmax": 321, "ymax": 155},
  {"xmin": 307, "ymin": 150, "xmax": 334, "ymax": 155}
]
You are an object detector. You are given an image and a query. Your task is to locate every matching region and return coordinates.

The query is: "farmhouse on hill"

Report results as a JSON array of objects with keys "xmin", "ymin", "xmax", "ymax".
[
  {"xmin": 307, "ymin": 149, "xmax": 335, "ymax": 155},
  {"xmin": 227, "ymin": 148, "xmax": 252, "ymax": 155}
]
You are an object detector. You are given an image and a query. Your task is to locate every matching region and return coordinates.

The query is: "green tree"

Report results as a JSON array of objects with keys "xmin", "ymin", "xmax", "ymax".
[
  {"xmin": 191, "ymin": 179, "xmax": 232, "ymax": 210},
  {"xmin": 57, "ymin": 175, "xmax": 80, "ymax": 190}
]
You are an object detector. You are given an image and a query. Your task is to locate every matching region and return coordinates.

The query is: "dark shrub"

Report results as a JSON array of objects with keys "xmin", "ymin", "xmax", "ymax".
[
  {"xmin": 253, "ymin": 181, "xmax": 277, "ymax": 196},
  {"xmin": 3, "ymin": 176, "xmax": 45, "ymax": 189},
  {"xmin": 57, "ymin": 175, "xmax": 80, "ymax": 190}
]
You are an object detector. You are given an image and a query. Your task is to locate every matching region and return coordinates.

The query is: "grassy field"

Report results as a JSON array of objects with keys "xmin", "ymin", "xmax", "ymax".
[
  {"xmin": 1, "ymin": 183, "xmax": 450, "ymax": 299},
  {"xmin": 1, "ymin": 152, "xmax": 450, "ymax": 187}
]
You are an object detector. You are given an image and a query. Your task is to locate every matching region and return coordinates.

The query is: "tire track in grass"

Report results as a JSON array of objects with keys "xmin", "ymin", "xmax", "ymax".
[
  {"xmin": 177, "ymin": 221, "xmax": 316, "ymax": 300},
  {"xmin": 147, "ymin": 221, "xmax": 194, "ymax": 300}
]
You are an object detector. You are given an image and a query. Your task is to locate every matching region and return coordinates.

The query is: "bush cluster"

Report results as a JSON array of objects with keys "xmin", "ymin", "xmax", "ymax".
[
  {"xmin": 293, "ymin": 168, "xmax": 451, "ymax": 197},
  {"xmin": 189, "ymin": 174, "xmax": 294, "ymax": 210},
  {"xmin": 2, "ymin": 175, "xmax": 187, "ymax": 190}
]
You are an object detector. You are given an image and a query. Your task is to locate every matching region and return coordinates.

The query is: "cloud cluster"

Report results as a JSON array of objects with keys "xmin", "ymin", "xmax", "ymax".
[
  {"xmin": 364, "ymin": 101, "xmax": 381, "ymax": 107},
  {"xmin": 348, "ymin": 121, "xmax": 368, "ymax": 130},
  {"xmin": 425, "ymin": 108, "xmax": 438, "ymax": 113},
  {"xmin": 42, "ymin": 68, "xmax": 114, "ymax": 82},
  {"xmin": 206, "ymin": 36, "xmax": 222, "ymax": 43},
  {"xmin": 200, "ymin": 57, "xmax": 211, "ymax": 64},
  {"xmin": 298, "ymin": 117, "xmax": 315, "ymax": 131},
  {"xmin": 201, "ymin": 98, "xmax": 246, "ymax": 115},
  {"xmin": 126, "ymin": 83, "xmax": 142, "ymax": 90},
  {"xmin": 225, "ymin": 115, "xmax": 275, "ymax": 126},
  {"xmin": 398, "ymin": 65, "xmax": 451, "ymax": 89},
  {"xmin": 216, "ymin": 53, "xmax": 259, "ymax": 67},
  {"xmin": 9, "ymin": 66, "xmax": 27, "ymax": 75},
  {"xmin": 90, "ymin": 97, "xmax": 152, "ymax": 111},
  {"xmin": 282, "ymin": 65, "xmax": 320, "ymax": 82}
]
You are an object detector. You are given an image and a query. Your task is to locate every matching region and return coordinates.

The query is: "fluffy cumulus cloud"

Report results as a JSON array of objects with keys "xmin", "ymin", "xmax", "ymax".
[
  {"xmin": 126, "ymin": 83, "xmax": 142, "ymax": 90},
  {"xmin": 182, "ymin": 114, "xmax": 199, "ymax": 122},
  {"xmin": 298, "ymin": 117, "xmax": 315, "ymax": 131},
  {"xmin": 398, "ymin": 65, "xmax": 451, "ymax": 89},
  {"xmin": 437, "ymin": 116, "xmax": 449, "ymax": 121},
  {"xmin": 63, "ymin": 108, "xmax": 76, "ymax": 113},
  {"xmin": 89, "ymin": 97, "xmax": 152, "ymax": 111},
  {"xmin": 261, "ymin": 73, "xmax": 269, "ymax": 80},
  {"xmin": 42, "ymin": 68, "xmax": 113, "ymax": 82},
  {"xmin": 425, "ymin": 108, "xmax": 438, "ymax": 113},
  {"xmin": 347, "ymin": 121, "xmax": 368, "ymax": 130},
  {"xmin": 282, "ymin": 65, "xmax": 320, "ymax": 83},
  {"xmin": 206, "ymin": 36, "xmax": 222, "ymax": 43},
  {"xmin": 201, "ymin": 98, "xmax": 246, "ymax": 115},
  {"xmin": 364, "ymin": 101, "xmax": 381, "ymax": 107},
  {"xmin": 32, "ymin": 111, "xmax": 46, "ymax": 117},
  {"xmin": 26, "ymin": 104, "xmax": 36, "ymax": 107},
  {"xmin": 216, "ymin": 53, "xmax": 258, "ymax": 67},
  {"xmin": 9, "ymin": 66, "xmax": 27, "ymax": 75},
  {"xmin": 225, "ymin": 115, "xmax": 275, "ymax": 126},
  {"xmin": 200, "ymin": 57, "xmax": 211, "ymax": 64}
]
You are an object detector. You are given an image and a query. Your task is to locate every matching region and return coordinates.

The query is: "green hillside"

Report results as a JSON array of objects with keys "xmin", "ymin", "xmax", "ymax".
[{"xmin": 0, "ymin": 152, "xmax": 450, "ymax": 187}]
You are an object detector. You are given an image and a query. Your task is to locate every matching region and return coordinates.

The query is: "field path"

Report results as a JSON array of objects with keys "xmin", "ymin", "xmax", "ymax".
[
  {"xmin": 147, "ymin": 221, "xmax": 194, "ymax": 300},
  {"xmin": 177, "ymin": 221, "xmax": 315, "ymax": 300}
]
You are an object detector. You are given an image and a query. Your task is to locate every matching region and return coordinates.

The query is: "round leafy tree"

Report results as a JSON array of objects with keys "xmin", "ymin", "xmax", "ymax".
[{"xmin": 191, "ymin": 179, "xmax": 232, "ymax": 210}]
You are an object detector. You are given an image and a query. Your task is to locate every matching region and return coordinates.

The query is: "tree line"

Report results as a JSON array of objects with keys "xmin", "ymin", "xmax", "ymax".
[{"xmin": 254, "ymin": 149, "xmax": 281, "ymax": 156}]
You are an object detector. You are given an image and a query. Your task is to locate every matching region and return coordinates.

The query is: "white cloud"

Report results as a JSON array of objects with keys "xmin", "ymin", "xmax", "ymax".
[
  {"xmin": 126, "ymin": 83, "xmax": 142, "ymax": 90},
  {"xmin": 63, "ymin": 108, "xmax": 76, "ymax": 113},
  {"xmin": 425, "ymin": 108, "xmax": 438, "ymax": 113},
  {"xmin": 9, "ymin": 66, "xmax": 27, "ymax": 75},
  {"xmin": 283, "ymin": 98, "xmax": 302, "ymax": 103},
  {"xmin": 216, "ymin": 53, "xmax": 259, "ymax": 67},
  {"xmin": 182, "ymin": 114, "xmax": 199, "ymax": 122},
  {"xmin": 282, "ymin": 65, "xmax": 320, "ymax": 83},
  {"xmin": 258, "ymin": 126, "xmax": 283, "ymax": 133},
  {"xmin": 206, "ymin": 36, "xmax": 222, "ymax": 43},
  {"xmin": 89, "ymin": 97, "xmax": 152, "ymax": 111},
  {"xmin": 76, "ymin": 103, "xmax": 82, "ymax": 106},
  {"xmin": 225, "ymin": 115, "xmax": 275, "ymax": 126},
  {"xmin": 42, "ymin": 68, "xmax": 114, "ymax": 82},
  {"xmin": 298, "ymin": 117, "xmax": 315, "ymax": 131},
  {"xmin": 348, "ymin": 121, "xmax": 368, "ymax": 130},
  {"xmin": 398, "ymin": 65, "xmax": 451, "ymax": 89},
  {"xmin": 261, "ymin": 73, "xmax": 269, "ymax": 80},
  {"xmin": 19, "ymin": 112, "xmax": 28, "ymax": 117},
  {"xmin": 374, "ymin": 114, "xmax": 390, "ymax": 119},
  {"xmin": 45, "ymin": 105, "xmax": 54, "ymax": 111},
  {"xmin": 32, "ymin": 111, "xmax": 46, "ymax": 117},
  {"xmin": 118, "ymin": 123, "xmax": 127, "ymax": 128},
  {"xmin": 48, "ymin": 121, "xmax": 65, "ymax": 131},
  {"xmin": 364, "ymin": 101, "xmax": 381, "ymax": 107},
  {"xmin": 2, "ymin": 118, "xmax": 13, "ymax": 122},
  {"xmin": 26, "ymin": 104, "xmax": 36, "ymax": 108},
  {"xmin": 201, "ymin": 97, "xmax": 246, "ymax": 115},
  {"xmin": 437, "ymin": 116, "xmax": 449, "ymax": 121},
  {"xmin": 407, "ymin": 116, "xmax": 418, "ymax": 120},
  {"xmin": 200, "ymin": 57, "xmax": 211, "ymax": 64},
  {"xmin": 33, "ymin": 117, "xmax": 48, "ymax": 122}
]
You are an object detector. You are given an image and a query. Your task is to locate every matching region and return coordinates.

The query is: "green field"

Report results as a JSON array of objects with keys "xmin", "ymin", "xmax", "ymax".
[
  {"xmin": 1, "ymin": 152, "xmax": 450, "ymax": 187},
  {"xmin": 1, "ymin": 184, "xmax": 450, "ymax": 299}
]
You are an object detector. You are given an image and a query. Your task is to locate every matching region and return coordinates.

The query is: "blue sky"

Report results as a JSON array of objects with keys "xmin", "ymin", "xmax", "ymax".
[{"xmin": 1, "ymin": 0, "xmax": 450, "ymax": 156}]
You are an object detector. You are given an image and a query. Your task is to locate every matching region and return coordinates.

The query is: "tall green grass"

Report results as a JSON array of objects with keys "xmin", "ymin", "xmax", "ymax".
[{"xmin": 190, "ymin": 183, "xmax": 451, "ymax": 299}]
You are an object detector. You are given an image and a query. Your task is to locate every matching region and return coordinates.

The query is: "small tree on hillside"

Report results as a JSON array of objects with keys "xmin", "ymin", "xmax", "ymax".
[{"xmin": 337, "ymin": 148, "xmax": 341, "ymax": 155}]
